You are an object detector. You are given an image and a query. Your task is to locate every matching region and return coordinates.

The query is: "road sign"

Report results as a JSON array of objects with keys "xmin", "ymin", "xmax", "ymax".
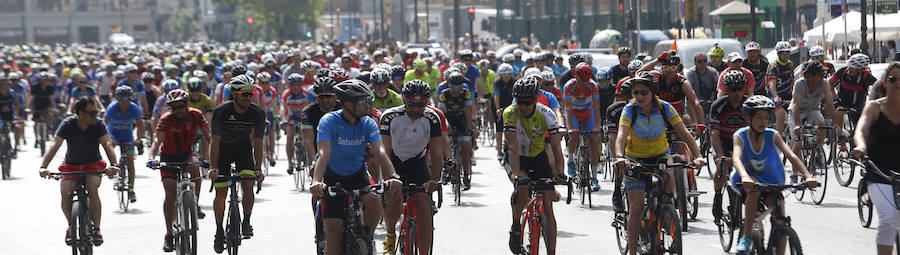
[{"xmin": 877, "ymin": 0, "xmax": 898, "ymax": 14}]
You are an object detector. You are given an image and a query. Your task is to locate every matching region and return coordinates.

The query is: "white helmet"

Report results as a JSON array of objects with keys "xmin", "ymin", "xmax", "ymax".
[
  {"xmin": 523, "ymin": 67, "xmax": 542, "ymax": 77},
  {"xmin": 774, "ymin": 41, "xmax": 791, "ymax": 52},
  {"xmin": 498, "ymin": 63, "xmax": 515, "ymax": 76},
  {"xmin": 847, "ymin": 53, "xmax": 870, "ymax": 69},
  {"xmin": 808, "ymin": 46, "xmax": 826, "ymax": 57}
]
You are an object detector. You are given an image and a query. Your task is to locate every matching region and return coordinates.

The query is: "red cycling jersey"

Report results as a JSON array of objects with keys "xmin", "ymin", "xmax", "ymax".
[{"xmin": 157, "ymin": 108, "xmax": 208, "ymax": 155}]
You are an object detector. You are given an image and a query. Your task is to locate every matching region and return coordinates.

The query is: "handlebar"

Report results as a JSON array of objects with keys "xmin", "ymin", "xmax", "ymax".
[
  {"xmin": 753, "ymin": 182, "xmax": 820, "ymax": 193},
  {"xmin": 44, "ymin": 171, "xmax": 106, "ymax": 180},
  {"xmin": 154, "ymin": 160, "xmax": 210, "ymax": 169},
  {"xmin": 513, "ymin": 176, "xmax": 574, "ymax": 204},
  {"xmin": 207, "ymin": 174, "xmax": 262, "ymax": 193},
  {"xmin": 323, "ymin": 183, "xmax": 385, "ymax": 198}
]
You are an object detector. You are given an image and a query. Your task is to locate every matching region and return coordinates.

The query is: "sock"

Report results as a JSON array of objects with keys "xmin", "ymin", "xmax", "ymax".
[{"xmin": 591, "ymin": 164, "xmax": 599, "ymax": 179}]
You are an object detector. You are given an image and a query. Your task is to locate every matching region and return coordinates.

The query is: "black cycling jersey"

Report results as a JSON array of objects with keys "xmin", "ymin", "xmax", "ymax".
[
  {"xmin": 0, "ymin": 89, "xmax": 16, "ymax": 121},
  {"xmin": 300, "ymin": 101, "xmax": 342, "ymax": 133},
  {"xmin": 711, "ymin": 62, "xmax": 728, "ymax": 73},
  {"xmin": 494, "ymin": 79, "xmax": 515, "ymax": 109},
  {"xmin": 658, "ymin": 74, "xmax": 687, "ymax": 104},
  {"xmin": 605, "ymin": 101, "xmax": 627, "ymax": 133},
  {"xmin": 437, "ymin": 87, "xmax": 471, "ymax": 116},
  {"xmin": 742, "ymin": 58, "xmax": 769, "ymax": 94},
  {"xmin": 210, "ymin": 101, "xmax": 267, "ymax": 145},
  {"xmin": 56, "ymin": 116, "xmax": 108, "ymax": 165},
  {"xmin": 709, "ymin": 96, "xmax": 748, "ymax": 139},
  {"xmin": 767, "ymin": 60, "xmax": 794, "ymax": 99},
  {"xmin": 832, "ymin": 66, "xmax": 877, "ymax": 109},
  {"xmin": 31, "ymin": 83, "xmax": 55, "ymax": 111}
]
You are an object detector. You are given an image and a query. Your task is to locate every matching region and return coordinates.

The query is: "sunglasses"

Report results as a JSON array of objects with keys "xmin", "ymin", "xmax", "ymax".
[
  {"xmin": 392, "ymin": 76, "xmax": 403, "ymax": 81},
  {"xmin": 239, "ymin": 92, "xmax": 254, "ymax": 97},
  {"xmin": 696, "ymin": 59, "xmax": 708, "ymax": 63},
  {"xmin": 516, "ymin": 97, "xmax": 535, "ymax": 105},
  {"xmin": 632, "ymin": 90, "xmax": 651, "ymax": 96},
  {"xmin": 169, "ymin": 103, "xmax": 187, "ymax": 110},
  {"xmin": 889, "ymin": 76, "xmax": 900, "ymax": 84},
  {"xmin": 728, "ymin": 86, "xmax": 743, "ymax": 91},
  {"xmin": 316, "ymin": 94, "xmax": 335, "ymax": 99},
  {"xmin": 118, "ymin": 97, "xmax": 131, "ymax": 101},
  {"xmin": 355, "ymin": 99, "xmax": 372, "ymax": 106},
  {"xmin": 662, "ymin": 65, "xmax": 678, "ymax": 71},
  {"xmin": 407, "ymin": 101, "xmax": 427, "ymax": 107},
  {"xmin": 374, "ymin": 82, "xmax": 389, "ymax": 87}
]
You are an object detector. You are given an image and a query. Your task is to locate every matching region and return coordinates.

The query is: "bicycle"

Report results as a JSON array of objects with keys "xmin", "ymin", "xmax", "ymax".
[
  {"xmin": 446, "ymin": 138, "xmax": 464, "ymax": 206},
  {"xmin": 696, "ymin": 125, "xmax": 714, "ymax": 177},
  {"xmin": 714, "ymin": 158, "xmax": 743, "ymax": 252},
  {"xmin": 512, "ymin": 172, "xmax": 572, "ymax": 255},
  {"xmin": 611, "ymin": 159, "xmax": 684, "ymax": 255},
  {"xmin": 46, "ymin": 171, "xmax": 108, "ymax": 255},
  {"xmin": 789, "ymin": 124, "xmax": 832, "ymax": 205},
  {"xmin": 395, "ymin": 182, "xmax": 442, "ymax": 255},
  {"xmin": 572, "ymin": 130, "xmax": 595, "ymax": 208},
  {"xmin": 151, "ymin": 160, "xmax": 208, "ymax": 255},
  {"xmin": 668, "ymin": 129, "xmax": 705, "ymax": 230},
  {"xmin": 113, "ymin": 145, "xmax": 132, "ymax": 212},
  {"xmin": 740, "ymin": 182, "xmax": 815, "ymax": 255},
  {"xmin": 0, "ymin": 121, "xmax": 13, "ymax": 179},
  {"xmin": 832, "ymin": 107, "xmax": 860, "ymax": 187},
  {"xmin": 314, "ymin": 183, "xmax": 383, "ymax": 255},
  {"xmin": 34, "ymin": 111, "xmax": 50, "ymax": 156},
  {"xmin": 291, "ymin": 124, "xmax": 309, "ymax": 191},
  {"xmin": 210, "ymin": 169, "xmax": 261, "ymax": 255}
]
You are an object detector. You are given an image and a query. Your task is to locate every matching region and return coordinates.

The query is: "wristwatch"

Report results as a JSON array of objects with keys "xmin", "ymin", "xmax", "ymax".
[
  {"xmin": 615, "ymin": 153, "xmax": 625, "ymax": 158},
  {"xmin": 387, "ymin": 173, "xmax": 401, "ymax": 180}
]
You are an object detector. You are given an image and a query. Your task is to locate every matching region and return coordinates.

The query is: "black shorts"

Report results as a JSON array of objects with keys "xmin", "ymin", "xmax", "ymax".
[
  {"xmin": 390, "ymin": 153, "xmax": 431, "ymax": 186},
  {"xmin": 720, "ymin": 136, "xmax": 734, "ymax": 157},
  {"xmin": 837, "ymin": 89, "xmax": 867, "ymax": 110},
  {"xmin": 160, "ymin": 153, "xmax": 194, "ymax": 181},
  {"xmin": 519, "ymin": 151, "xmax": 555, "ymax": 190},
  {"xmin": 213, "ymin": 143, "xmax": 256, "ymax": 188},
  {"xmin": 322, "ymin": 169, "xmax": 372, "ymax": 220},
  {"xmin": 447, "ymin": 114, "xmax": 471, "ymax": 138}
]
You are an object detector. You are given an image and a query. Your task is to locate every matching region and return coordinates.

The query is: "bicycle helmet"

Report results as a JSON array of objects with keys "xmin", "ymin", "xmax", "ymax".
[
  {"xmin": 662, "ymin": 51, "xmax": 681, "ymax": 66},
  {"xmin": 413, "ymin": 59, "xmax": 427, "ymax": 70},
  {"xmin": 627, "ymin": 60, "xmax": 644, "ymax": 72},
  {"xmin": 478, "ymin": 59, "xmax": 491, "ymax": 70},
  {"xmin": 113, "ymin": 70, "xmax": 125, "ymax": 80},
  {"xmin": 512, "ymin": 75, "xmax": 541, "ymax": 98},
  {"xmin": 498, "ymin": 63, "xmax": 515, "ymax": 76},
  {"xmin": 458, "ymin": 49, "xmax": 474, "ymax": 59},
  {"xmin": 287, "ymin": 73, "xmax": 304, "ymax": 83},
  {"xmin": 581, "ymin": 52, "xmax": 594, "ymax": 63},
  {"xmin": 246, "ymin": 62, "xmax": 260, "ymax": 72},
  {"xmin": 7, "ymin": 72, "xmax": 20, "ymax": 80},
  {"xmin": 165, "ymin": 89, "xmax": 188, "ymax": 104},
  {"xmin": 575, "ymin": 63, "xmax": 592, "ymax": 81},
  {"xmin": 203, "ymin": 61, "xmax": 216, "ymax": 72},
  {"xmin": 390, "ymin": 65, "xmax": 406, "ymax": 79},
  {"xmin": 808, "ymin": 46, "xmax": 826, "ymax": 57},
  {"xmin": 630, "ymin": 72, "xmax": 658, "ymax": 94},
  {"xmin": 847, "ymin": 53, "xmax": 870, "ymax": 69},
  {"xmin": 313, "ymin": 77, "xmax": 337, "ymax": 94},
  {"xmin": 229, "ymin": 75, "xmax": 255, "ymax": 93},
  {"xmin": 231, "ymin": 64, "xmax": 247, "ymax": 77},
  {"xmin": 774, "ymin": 41, "xmax": 791, "ymax": 52},
  {"xmin": 141, "ymin": 72, "xmax": 155, "ymax": 83},
  {"xmin": 744, "ymin": 41, "xmax": 761, "ymax": 52},
  {"xmin": 523, "ymin": 67, "xmax": 542, "ymax": 78},
  {"xmin": 541, "ymin": 71, "xmax": 556, "ymax": 83},
  {"xmin": 616, "ymin": 47, "xmax": 633, "ymax": 56},
  {"xmin": 707, "ymin": 45, "xmax": 725, "ymax": 58},
  {"xmin": 374, "ymin": 63, "xmax": 392, "ymax": 72},
  {"xmin": 317, "ymin": 68, "xmax": 331, "ymax": 78},
  {"xmin": 568, "ymin": 53, "xmax": 583, "ymax": 66},
  {"xmin": 186, "ymin": 77, "xmax": 204, "ymax": 92},
  {"xmin": 617, "ymin": 78, "xmax": 633, "ymax": 96},
  {"xmin": 123, "ymin": 64, "xmax": 138, "ymax": 73},
  {"xmin": 742, "ymin": 95, "xmax": 776, "ymax": 117},
  {"xmin": 165, "ymin": 63, "xmax": 179, "ymax": 73},
  {"xmin": 301, "ymin": 60, "xmax": 322, "ymax": 73},
  {"xmin": 329, "ymin": 68, "xmax": 349, "ymax": 82},
  {"xmin": 513, "ymin": 49, "xmax": 525, "ymax": 58},
  {"xmin": 401, "ymin": 79, "xmax": 432, "ymax": 100},
  {"xmin": 115, "ymin": 86, "xmax": 133, "ymax": 99},
  {"xmin": 356, "ymin": 71, "xmax": 372, "ymax": 84},
  {"xmin": 501, "ymin": 53, "xmax": 515, "ymax": 63},
  {"xmin": 804, "ymin": 61, "xmax": 825, "ymax": 75},
  {"xmin": 447, "ymin": 72, "xmax": 466, "ymax": 86},
  {"xmin": 256, "ymin": 71, "xmax": 272, "ymax": 83},
  {"xmin": 192, "ymin": 70, "xmax": 209, "ymax": 81},
  {"xmin": 161, "ymin": 78, "xmax": 180, "ymax": 91},
  {"xmin": 451, "ymin": 62, "xmax": 468, "ymax": 73},
  {"xmin": 722, "ymin": 70, "xmax": 747, "ymax": 90},
  {"xmin": 371, "ymin": 68, "xmax": 391, "ymax": 84},
  {"xmin": 334, "ymin": 79, "xmax": 374, "ymax": 102}
]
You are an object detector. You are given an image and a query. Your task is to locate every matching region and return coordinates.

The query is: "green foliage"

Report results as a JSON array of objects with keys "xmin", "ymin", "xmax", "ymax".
[
  {"xmin": 226, "ymin": 0, "xmax": 322, "ymax": 41},
  {"xmin": 169, "ymin": 9, "xmax": 201, "ymax": 42}
]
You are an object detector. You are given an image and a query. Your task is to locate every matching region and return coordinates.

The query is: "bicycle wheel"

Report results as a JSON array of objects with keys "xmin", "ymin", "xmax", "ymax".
[
  {"xmin": 226, "ymin": 203, "xmax": 241, "ymax": 255},
  {"xmin": 701, "ymin": 130, "xmax": 713, "ymax": 177},
  {"xmin": 654, "ymin": 204, "xmax": 683, "ymax": 254},
  {"xmin": 575, "ymin": 143, "xmax": 592, "ymax": 208},
  {"xmin": 858, "ymin": 180, "xmax": 873, "ymax": 228},
  {"xmin": 1, "ymin": 134, "xmax": 10, "ymax": 179},
  {"xmin": 521, "ymin": 212, "xmax": 541, "ymax": 255},
  {"xmin": 180, "ymin": 192, "xmax": 199, "ymax": 255},
  {"xmin": 613, "ymin": 210, "xmax": 629, "ymax": 255},
  {"xmin": 767, "ymin": 226, "xmax": 804, "ymax": 255},
  {"xmin": 688, "ymin": 174, "xmax": 699, "ymax": 221},
  {"xmin": 70, "ymin": 201, "xmax": 84, "ymax": 255},
  {"xmin": 672, "ymin": 166, "xmax": 689, "ymax": 231},
  {"xmin": 117, "ymin": 164, "xmax": 129, "ymax": 212},
  {"xmin": 809, "ymin": 147, "xmax": 828, "ymax": 205},
  {"xmin": 314, "ymin": 202, "xmax": 326, "ymax": 255},
  {"xmin": 293, "ymin": 165, "xmax": 301, "ymax": 190},
  {"xmin": 833, "ymin": 149, "xmax": 855, "ymax": 187},
  {"xmin": 716, "ymin": 187, "xmax": 736, "ymax": 252}
]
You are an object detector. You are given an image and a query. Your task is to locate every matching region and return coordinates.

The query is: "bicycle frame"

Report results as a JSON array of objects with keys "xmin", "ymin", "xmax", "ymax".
[
  {"xmin": 317, "ymin": 183, "xmax": 383, "ymax": 255},
  {"xmin": 48, "ymin": 171, "xmax": 105, "ymax": 254},
  {"xmin": 745, "ymin": 183, "xmax": 811, "ymax": 254},
  {"xmin": 514, "ymin": 176, "xmax": 572, "ymax": 255}
]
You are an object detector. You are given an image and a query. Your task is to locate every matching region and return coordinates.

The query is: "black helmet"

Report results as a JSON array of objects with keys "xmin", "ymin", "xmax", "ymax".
[
  {"xmin": 618, "ymin": 78, "xmax": 633, "ymax": 96},
  {"xmin": 313, "ymin": 77, "xmax": 337, "ymax": 94},
  {"xmin": 390, "ymin": 65, "xmax": 406, "ymax": 78},
  {"xmin": 742, "ymin": 95, "xmax": 776, "ymax": 117},
  {"xmin": 402, "ymin": 80, "xmax": 432, "ymax": 99},
  {"xmin": 203, "ymin": 61, "xmax": 216, "ymax": 72},
  {"xmin": 512, "ymin": 75, "xmax": 541, "ymax": 98},
  {"xmin": 630, "ymin": 72, "xmax": 659, "ymax": 94},
  {"xmin": 141, "ymin": 72, "xmax": 155, "ymax": 82},
  {"xmin": 334, "ymin": 79, "xmax": 373, "ymax": 102},
  {"xmin": 317, "ymin": 68, "xmax": 330, "ymax": 78},
  {"xmin": 722, "ymin": 70, "xmax": 747, "ymax": 90},
  {"xmin": 115, "ymin": 86, "xmax": 133, "ymax": 99},
  {"xmin": 231, "ymin": 64, "xmax": 247, "ymax": 77},
  {"xmin": 356, "ymin": 71, "xmax": 372, "ymax": 84},
  {"xmin": 446, "ymin": 72, "xmax": 466, "ymax": 86},
  {"xmin": 371, "ymin": 68, "xmax": 391, "ymax": 84},
  {"xmin": 804, "ymin": 61, "xmax": 825, "ymax": 76},
  {"xmin": 616, "ymin": 47, "xmax": 633, "ymax": 56}
]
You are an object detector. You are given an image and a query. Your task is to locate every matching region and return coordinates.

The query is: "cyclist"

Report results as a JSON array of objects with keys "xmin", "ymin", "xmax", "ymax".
[
  {"xmin": 147, "ymin": 89, "xmax": 212, "ymax": 252},
  {"xmin": 208, "ymin": 74, "xmax": 267, "ymax": 252},
  {"xmin": 96, "ymin": 62, "xmax": 117, "ymax": 106},
  {"xmin": 28, "ymin": 72, "xmax": 59, "ymax": 146},
  {"xmin": 768, "ymin": 41, "xmax": 796, "ymax": 135},
  {"xmin": 829, "ymin": 53, "xmax": 876, "ymax": 141},
  {"xmin": 39, "ymin": 97, "xmax": 120, "ymax": 246},
  {"xmin": 788, "ymin": 61, "xmax": 836, "ymax": 159},
  {"xmin": 606, "ymin": 78, "xmax": 633, "ymax": 212},
  {"xmin": 390, "ymin": 65, "xmax": 406, "ymax": 91},
  {"xmin": 709, "ymin": 70, "xmax": 749, "ymax": 223},
  {"xmin": 309, "ymin": 79, "xmax": 402, "ymax": 255},
  {"xmin": 732, "ymin": 96, "xmax": 818, "ymax": 253},
  {"xmin": 103, "ymin": 86, "xmax": 145, "ymax": 203},
  {"xmin": 852, "ymin": 62, "xmax": 900, "ymax": 255},
  {"xmin": 716, "ymin": 52, "xmax": 756, "ymax": 98},
  {"xmin": 117, "ymin": 64, "xmax": 149, "ymax": 119},
  {"xmin": 67, "ymin": 72, "xmax": 102, "ymax": 116},
  {"xmin": 480, "ymin": 59, "xmax": 498, "ymax": 122},
  {"xmin": 437, "ymin": 73, "xmax": 474, "ymax": 190},
  {"xmin": 613, "ymin": 72, "xmax": 705, "ymax": 255},
  {"xmin": 253, "ymin": 72, "xmax": 279, "ymax": 167},
  {"xmin": 563, "ymin": 63, "xmax": 603, "ymax": 191},
  {"xmin": 639, "ymin": 50, "xmax": 705, "ymax": 126},
  {"xmin": 380, "ymin": 80, "xmax": 444, "ymax": 255},
  {"xmin": 505, "ymin": 74, "xmax": 566, "ymax": 255},
  {"xmin": 403, "ymin": 59, "xmax": 436, "ymax": 91},
  {"xmin": 708, "ymin": 44, "xmax": 728, "ymax": 73},
  {"xmin": 794, "ymin": 46, "xmax": 836, "ymax": 78},
  {"xmin": 300, "ymin": 77, "xmax": 340, "ymax": 178},
  {"xmin": 685, "ymin": 53, "xmax": 719, "ymax": 113},
  {"xmin": 0, "ymin": 77, "xmax": 19, "ymax": 156},
  {"xmin": 371, "ymin": 68, "xmax": 403, "ymax": 112},
  {"xmin": 742, "ymin": 42, "xmax": 770, "ymax": 96},
  {"xmin": 151, "ymin": 79, "xmax": 183, "ymax": 141},
  {"xmin": 494, "ymin": 63, "xmax": 517, "ymax": 159},
  {"xmin": 186, "ymin": 76, "xmax": 215, "ymax": 161},
  {"xmin": 599, "ymin": 47, "xmax": 634, "ymax": 110},
  {"xmin": 281, "ymin": 73, "xmax": 315, "ymax": 175}
]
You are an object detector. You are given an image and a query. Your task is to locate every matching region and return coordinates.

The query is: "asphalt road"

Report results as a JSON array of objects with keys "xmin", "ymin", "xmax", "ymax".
[{"xmin": 0, "ymin": 123, "xmax": 882, "ymax": 254}]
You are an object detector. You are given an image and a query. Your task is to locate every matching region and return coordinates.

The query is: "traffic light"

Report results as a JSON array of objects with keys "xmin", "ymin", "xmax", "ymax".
[
  {"xmin": 306, "ymin": 31, "xmax": 312, "ymax": 38},
  {"xmin": 467, "ymin": 7, "xmax": 475, "ymax": 14},
  {"xmin": 246, "ymin": 17, "xmax": 254, "ymax": 24},
  {"xmin": 618, "ymin": 0, "xmax": 624, "ymax": 11}
]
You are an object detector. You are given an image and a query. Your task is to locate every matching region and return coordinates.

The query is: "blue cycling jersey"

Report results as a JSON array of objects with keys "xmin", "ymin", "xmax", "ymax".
[
  {"xmin": 103, "ymin": 100, "xmax": 143, "ymax": 142},
  {"xmin": 70, "ymin": 86, "xmax": 96, "ymax": 99},
  {"xmin": 731, "ymin": 127, "xmax": 786, "ymax": 185},
  {"xmin": 116, "ymin": 79, "xmax": 147, "ymax": 103},
  {"xmin": 316, "ymin": 110, "xmax": 381, "ymax": 176}
]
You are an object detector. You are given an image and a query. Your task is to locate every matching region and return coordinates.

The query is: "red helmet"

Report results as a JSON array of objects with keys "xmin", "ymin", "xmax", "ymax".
[
  {"xmin": 575, "ymin": 63, "xmax": 592, "ymax": 82},
  {"xmin": 329, "ymin": 68, "xmax": 349, "ymax": 82}
]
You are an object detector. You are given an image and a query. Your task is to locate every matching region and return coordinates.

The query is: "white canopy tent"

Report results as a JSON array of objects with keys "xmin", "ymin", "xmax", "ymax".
[
  {"xmin": 803, "ymin": 11, "xmax": 872, "ymax": 44},
  {"xmin": 850, "ymin": 12, "xmax": 900, "ymax": 41}
]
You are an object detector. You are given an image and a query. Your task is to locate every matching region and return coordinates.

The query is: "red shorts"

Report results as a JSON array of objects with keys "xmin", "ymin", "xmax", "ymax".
[{"xmin": 58, "ymin": 160, "xmax": 107, "ymax": 182}]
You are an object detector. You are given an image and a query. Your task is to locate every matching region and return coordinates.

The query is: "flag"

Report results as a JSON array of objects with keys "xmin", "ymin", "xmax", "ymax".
[{"xmin": 670, "ymin": 39, "xmax": 678, "ymax": 53}]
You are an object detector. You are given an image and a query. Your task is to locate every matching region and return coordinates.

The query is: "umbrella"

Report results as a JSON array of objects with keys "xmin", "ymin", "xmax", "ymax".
[{"xmin": 590, "ymin": 29, "xmax": 623, "ymax": 48}]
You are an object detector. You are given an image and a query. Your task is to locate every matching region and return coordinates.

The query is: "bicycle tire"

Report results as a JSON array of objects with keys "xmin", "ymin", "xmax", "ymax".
[
  {"xmin": 672, "ymin": 166, "xmax": 689, "ymax": 232},
  {"xmin": 614, "ymin": 210, "xmax": 629, "ymax": 255},
  {"xmin": 688, "ymin": 175, "xmax": 699, "ymax": 221},
  {"xmin": 767, "ymin": 226, "xmax": 804, "ymax": 255},
  {"xmin": 858, "ymin": 180, "xmax": 873, "ymax": 228},
  {"xmin": 293, "ymin": 165, "xmax": 301, "ymax": 190},
  {"xmin": 833, "ymin": 149, "xmax": 855, "ymax": 187},
  {"xmin": 809, "ymin": 147, "xmax": 828, "ymax": 205},
  {"xmin": 654, "ymin": 204, "xmax": 683, "ymax": 254},
  {"xmin": 313, "ymin": 202, "xmax": 326, "ymax": 255},
  {"xmin": 1, "ymin": 134, "xmax": 10, "ymax": 179},
  {"xmin": 700, "ymin": 130, "xmax": 713, "ymax": 177},
  {"xmin": 575, "ymin": 142, "xmax": 591, "ymax": 208},
  {"xmin": 180, "ymin": 192, "xmax": 199, "ymax": 255},
  {"xmin": 716, "ymin": 187, "xmax": 735, "ymax": 252},
  {"xmin": 895, "ymin": 233, "xmax": 900, "ymax": 255},
  {"xmin": 70, "ymin": 201, "xmax": 83, "ymax": 255},
  {"xmin": 226, "ymin": 202, "xmax": 241, "ymax": 255}
]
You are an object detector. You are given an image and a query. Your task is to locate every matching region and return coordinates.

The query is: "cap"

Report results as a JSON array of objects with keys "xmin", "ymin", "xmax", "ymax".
[{"xmin": 727, "ymin": 52, "xmax": 743, "ymax": 63}]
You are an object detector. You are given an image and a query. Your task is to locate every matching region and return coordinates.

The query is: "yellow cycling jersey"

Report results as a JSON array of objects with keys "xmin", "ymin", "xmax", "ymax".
[{"xmin": 619, "ymin": 100, "xmax": 682, "ymax": 158}]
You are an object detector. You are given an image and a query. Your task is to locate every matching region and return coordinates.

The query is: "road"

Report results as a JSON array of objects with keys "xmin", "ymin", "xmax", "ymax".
[{"xmin": 0, "ymin": 123, "xmax": 880, "ymax": 254}]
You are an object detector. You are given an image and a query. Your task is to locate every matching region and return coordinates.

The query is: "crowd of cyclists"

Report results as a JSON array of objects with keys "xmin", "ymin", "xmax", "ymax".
[{"xmin": 0, "ymin": 37, "xmax": 894, "ymax": 254}]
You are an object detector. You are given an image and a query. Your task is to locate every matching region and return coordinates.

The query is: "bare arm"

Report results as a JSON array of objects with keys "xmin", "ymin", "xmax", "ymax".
[
  {"xmin": 673, "ymin": 120, "xmax": 703, "ymax": 161},
  {"xmin": 199, "ymin": 125, "xmax": 211, "ymax": 161},
  {"xmin": 371, "ymin": 140, "xmax": 397, "ymax": 180},
  {"xmin": 710, "ymin": 129, "xmax": 724, "ymax": 157},
  {"xmin": 135, "ymin": 118, "xmax": 145, "ymax": 145},
  {"xmin": 853, "ymin": 100, "xmax": 881, "ymax": 155},
  {"xmin": 774, "ymin": 130, "xmax": 811, "ymax": 178},
  {"xmin": 302, "ymin": 128, "xmax": 317, "ymax": 164},
  {"xmin": 428, "ymin": 136, "xmax": 445, "ymax": 181},
  {"xmin": 682, "ymin": 81, "xmax": 705, "ymax": 124},
  {"xmin": 638, "ymin": 59, "xmax": 661, "ymax": 72},
  {"xmin": 731, "ymin": 135, "xmax": 749, "ymax": 179},
  {"xmin": 549, "ymin": 133, "xmax": 564, "ymax": 177},
  {"xmin": 99, "ymin": 135, "xmax": 119, "ymax": 167},
  {"xmin": 822, "ymin": 83, "xmax": 838, "ymax": 117},
  {"xmin": 148, "ymin": 130, "xmax": 164, "ymax": 159},
  {"xmin": 209, "ymin": 135, "xmax": 221, "ymax": 171},
  {"xmin": 505, "ymin": 131, "xmax": 524, "ymax": 177},
  {"xmin": 313, "ymin": 141, "xmax": 331, "ymax": 182},
  {"xmin": 39, "ymin": 136, "xmax": 65, "ymax": 169}
]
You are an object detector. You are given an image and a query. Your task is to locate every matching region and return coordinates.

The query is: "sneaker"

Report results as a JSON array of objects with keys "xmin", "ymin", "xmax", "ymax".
[
  {"xmin": 90, "ymin": 228, "xmax": 103, "ymax": 246},
  {"xmin": 286, "ymin": 165, "xmax": 294, "ymax": 175},
  {"xmin": 213, "ymin": 232, "xmax": 225, "ymax": 254},
  {"xmin": 591, "ymin": 179, "xmax": 601, "ymax": 192},
  {"xmin": 496, "ymin": 151, "xmax": 504, "ymax": 161},
  {"xmin": 463, "ymin": 174, "xmax": 472, "ymax": 191},
  {"xmin": 509, "ymin": 223, "xmax": 523, "ymax": 253},
  {"xmin": 441, "ymin": 171, "xmax": 451, "ymax": 185},
  {"xmin": 128, "ymin": 190, "xmax": 137, "ymax": 203},
  {"xmin": 163, "ymin": 234, "xmax": 175, "ymax": 252},
  {"xmin": 712, "ymin": 194, "xmax": 723, "ymax": 224},
  {"xmin": 567, "ymin": 161, "xmax": 576, "ymax": 177},
  {"xmin": 241, "ymin": 222, "xmax": 254, "ymax": 239},
  {"xmin": 383, "ymin": 232, "xmax": 397, "ymax": 255},
  {"xmin": 735, "ymin": 236, "xmax": 752, "ymax": 253},
  {"xmin": 198, "ymin": 209, "xmax": 206, "ymax": 220},
  {"xmin": 65, "ymin": 229, "xmax": 72, "ymax": 246}
]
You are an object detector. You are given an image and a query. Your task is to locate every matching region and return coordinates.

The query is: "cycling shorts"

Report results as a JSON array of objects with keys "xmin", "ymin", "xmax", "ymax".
[
  {"xmin": 517, "ymin": 151, "xmax": 555, "ymax": 190},
  {"xmin": 623, "ymin": 154, "xmax": 670, "ymax": 192},
  {"xmin": 159, "ymin": 152, "xmax": 199, "ymax": 181},
  {"xmin": 58, "ymin": 160, "xmax": 107, "ymax": 182},
  {"xmin": 390, "ymin": 153, "xmax": 431, "ymax": 186},
  {"xmin": 787, "ymin": 110, "xmax": 825, "ymax": 140},
  {"xmin": 265, "ymin": 110, "xmax": 276, "ymax": 132},
  {"xmin": 213, "ymin": 144, "xmax": 257, "ymax": 188},
  {"xmin": 321, "ymin": 168, "xmax": 372, "ymax": 220},
  {"xmin": 570, "ymin": 111, "xmax": 597, "ymax": 136},
  {"xmin": 447, "ymin": 114, "xmax": 472, "ymax": 141},
  {"xmin": 837, "ymin": 90, "xmax": 867, "ymax": 110}
]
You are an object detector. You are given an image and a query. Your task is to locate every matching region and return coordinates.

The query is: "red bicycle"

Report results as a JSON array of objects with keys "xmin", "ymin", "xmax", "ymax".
[
  {"xmin": 395, "ymin": 183, "xmax": 442, "ymax": 255},
  {"xmin": 514, "ymin": 175, "xmax": 572, "ymax": 255}
]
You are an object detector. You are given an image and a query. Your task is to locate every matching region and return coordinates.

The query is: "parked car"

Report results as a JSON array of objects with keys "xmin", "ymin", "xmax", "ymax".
[{"xmin": 654, "ymin": 39, "xmax": 744, "ymax": 70}]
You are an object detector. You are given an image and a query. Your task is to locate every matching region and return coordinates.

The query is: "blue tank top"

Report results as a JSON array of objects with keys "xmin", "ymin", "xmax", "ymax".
[{"xmin": 731, "ymin": 127, "xmax": 785, "ymax": 185}]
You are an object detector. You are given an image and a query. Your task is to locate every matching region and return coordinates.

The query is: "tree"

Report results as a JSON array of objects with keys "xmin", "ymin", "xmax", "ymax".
[
  {"xmin": 169, "ymin": 9, "xmax": 201, "ymax": 42},
  {"xmin": 222, "ymin": 0, "xmax": 323, "ymax": 41}
]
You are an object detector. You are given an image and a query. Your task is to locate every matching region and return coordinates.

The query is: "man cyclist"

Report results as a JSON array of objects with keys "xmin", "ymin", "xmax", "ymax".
[
  {"xmin": 505, "ymin": 75, "xmax": 566, "ymax": 255},
  {"xmin": 708, "ymin": 44, "xmax": 728, "ymax": 73},
  {"xmin": 742, "ymin": 42, "xmax": 770, "ymax": 96},
  {"xmin": 437, "ymin": 73, "xmax": 474, "ymax": 190},
  {"xmin": 147, "ymin": 89, "xmax": 211, "ymax": 252},
  {"xmin": 685, "ymin": 53, "xmax": 719, "ymax": 114},
  {"xmin": 103, "ymin": 86, "xmax": 145, "ymax": 203},
  {"xmin": 29, "ymin": 72, "xmax": 59, "ymax": 146},
  {"xmin": 789, "ymin": 61, "xmax": 837, "ymax": 161},
  {"xmin": 732, "ymin": 96, "xmax": 817, "ymax": 253},
  {"xmin": 371, "ymin": 68, "xmax": 403, "ymax": 112},
  {"xmin": 187, "ymin": 76, "xmax": 215, "ymax": 161},
  {"xmin": 795, "ymin": 46, "xmax": 836, "ymax": 78},
  {"xmin": 716, "ymin": 52, "xmax": 756, "ymax": 98},
  {"xmin": 208, "ymin": 74, "xmax": 267, "ymax": 253},
  {"xmin": 606, "ymin": 78, "xmax": 633, "ymax": 212},
  {"xmin": 709, "ymin": 70, "xmax": 749, "ymax": 223},
  {"xmin": 0, "ymin": 77, "xmax": 20, "ymax": 157},
  {"xmin": 563, "ymin": 63, "xmax": 604, "ymax": 191},
  {"xmin": 309, "ymin": 80, "xmax": 402, "ymax": 255},
  {"xmin": 381, "ymin": 80, "xmax": 444, "ymax": 255},
  {"xmin": 253, "ymin": 72, "xmax": 279, "ymax": 167},
  {"xmin": 493, "ymin": 63, "xmax": 517, "ymax": 159},
  {"xmin": 282, "ymin": 73, "xmax": 315, "ymax": 175},
  {"xmin": 39, "ymin": 97, "xmax": 120, "ymax": 247},
  {"xmin": 117, "ymin": 64, "xmax": 149, "ymax": 119},
  {"xmin": 300, "ymin": 77, "xmax": 341, "ymax": 181},
  {"xmin": 768, "ymin": 41, "xmax": 796, "ymax": 135},
  {"xmin": 151, "ymin": 79, "xmax": 183, "ymax": 142},
  {"xmin": 613, "ymin": 73, "xmax": 705, "ymax": 255},
  {"xmin": 828, "ymin": 53, "xmax": 876, "ymax": 141}
]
